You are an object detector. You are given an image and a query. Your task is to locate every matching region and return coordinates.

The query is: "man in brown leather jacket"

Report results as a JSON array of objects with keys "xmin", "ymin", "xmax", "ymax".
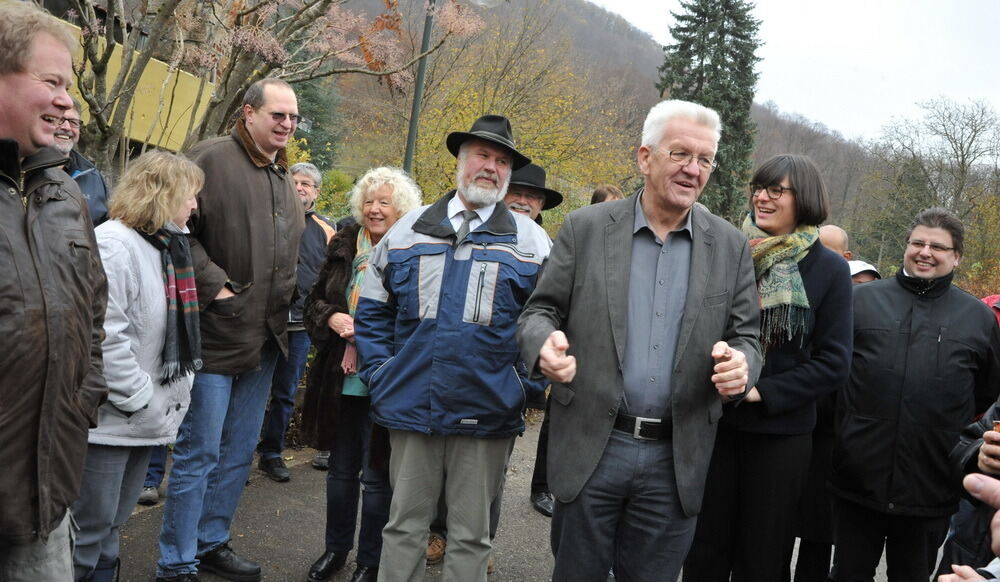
[
  {"xmin": 155, "ymin": 78, "xmax": 304, "ymax": 582},
  {"xmin": 0, "ymin": 4, "xmax": 109, "ymax": 580}
]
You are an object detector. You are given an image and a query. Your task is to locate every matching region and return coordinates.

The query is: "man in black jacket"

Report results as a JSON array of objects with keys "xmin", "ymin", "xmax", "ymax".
[{"xmin": 829, "ymin": 207, "xmax": 1000, "ymax": 582}]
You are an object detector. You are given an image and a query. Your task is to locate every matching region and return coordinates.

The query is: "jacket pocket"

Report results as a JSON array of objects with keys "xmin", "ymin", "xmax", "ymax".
[
  {"xmin": 206, "ymin": 288, "xmax": 250, "ymax": 318},
  {"xmin": 463, "ymin": 260, "xmax": 499, "ymax": 325},
  {"xmin": 551, "ymin": 382, "xmax": 574, "ymax": 406}
]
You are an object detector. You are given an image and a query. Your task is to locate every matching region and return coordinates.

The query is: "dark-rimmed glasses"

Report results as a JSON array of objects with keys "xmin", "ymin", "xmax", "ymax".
[
  {"xmin": 751, "ymin": 184, "xmax": 794, "ymax": 200},
  {"xmin": 46, "ymin": 116, "xmax": 81, "ymax": 129}
]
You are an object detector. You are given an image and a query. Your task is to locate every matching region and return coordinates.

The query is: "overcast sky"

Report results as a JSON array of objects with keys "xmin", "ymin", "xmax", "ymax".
[{"xmin": 588, "ymin": 0, "xmax": 1000, "ymax": 142}]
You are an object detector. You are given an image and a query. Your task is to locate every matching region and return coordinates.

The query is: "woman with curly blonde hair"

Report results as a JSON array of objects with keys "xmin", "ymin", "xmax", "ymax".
[{"xmin": 71, "ymin": 151, "xmax": 204, "ymax": 582}]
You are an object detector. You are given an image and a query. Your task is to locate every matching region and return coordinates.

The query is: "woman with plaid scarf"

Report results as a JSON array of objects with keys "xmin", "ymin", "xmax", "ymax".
[
  {"xmin": 70, "ymin": 151, "xmax": 204, "ymax": 582},
  {"xmin": 684, "ymin": 155, "xmax": 854, "ymax": 582}
]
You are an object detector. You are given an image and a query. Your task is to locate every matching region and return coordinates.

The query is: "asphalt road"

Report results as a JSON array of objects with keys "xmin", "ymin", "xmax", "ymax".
[
  {"xmin": 119, "ymin": 411, "xmax": 555, "ymax": 582},
  {"xmin": 118, "ymin": 410, "xmax": 891, "ymax": 582}
]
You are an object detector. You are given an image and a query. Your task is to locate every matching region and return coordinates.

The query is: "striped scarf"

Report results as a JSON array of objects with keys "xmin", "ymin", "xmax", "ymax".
[
  {"xmin": 741, "ymin": 215, "xmax": 817, "ymax": 350},
  {"xmin": 140, "ymin": 228, "xmax": 202, "ymax": 384},
  {"xmin": 340, "ymin": 227, "xmax": 374, "ymax": 374}
]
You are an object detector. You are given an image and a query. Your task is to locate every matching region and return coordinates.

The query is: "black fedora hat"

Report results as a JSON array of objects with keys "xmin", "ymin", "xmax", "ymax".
[
  {"xmin": 446, "ymin": 114, "xmax": 531, "ymax": 170},
  {"xmin": 509, "ymin": 163, "xmax": 563, "ymax": 210}
]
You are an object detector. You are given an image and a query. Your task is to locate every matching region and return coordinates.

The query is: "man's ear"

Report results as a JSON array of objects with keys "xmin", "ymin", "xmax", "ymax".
[{"xmin": 636, "ymin": 145, "xmax": 652, "ymax": 176}]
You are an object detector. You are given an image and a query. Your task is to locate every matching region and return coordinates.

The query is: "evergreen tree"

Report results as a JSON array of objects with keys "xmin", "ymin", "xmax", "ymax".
[
  {"xmin": 294, "ymin": 77, "xmax": 344, "ymax": 171},
  {"xmin": 657, "ymin": 0, "xmax": 761, "ymax": 224}
]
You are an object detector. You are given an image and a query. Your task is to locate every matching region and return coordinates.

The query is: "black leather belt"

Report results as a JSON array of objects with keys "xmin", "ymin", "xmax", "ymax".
[{"xmin": 613, "ymin": 412, "xmax": 671, "ymax": 441}]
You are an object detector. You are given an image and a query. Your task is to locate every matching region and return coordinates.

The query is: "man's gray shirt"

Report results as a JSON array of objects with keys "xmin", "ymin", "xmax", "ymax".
[{"xmin": 622, "ymin": 193, "xmax": 692, "ymax": 419}]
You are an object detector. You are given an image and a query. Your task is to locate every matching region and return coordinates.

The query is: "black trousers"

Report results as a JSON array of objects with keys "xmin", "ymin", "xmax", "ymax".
[
  {"xmin": 530, "ymin": 396, "xmax": 551, "ymax": 493},
  {"xmin": 683, "ymin": 424, "xmax": 811, "ymax": 582},
  {"xmin": 830, "ymin": 497, "xmax": 949, "ymax": 582}
]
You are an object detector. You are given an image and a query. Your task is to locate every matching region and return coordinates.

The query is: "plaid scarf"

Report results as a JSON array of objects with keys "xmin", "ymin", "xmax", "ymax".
[
  {"xmin": 741, "ymin": 215, "xmax": 817, "ymax": 350},
  {"xmin": 140, "ymin": 228, "xmax": 202, "ymax": 384},
  {"xmin": 340, "ymin": 227, "xmax": 374, "ymax": 375}
]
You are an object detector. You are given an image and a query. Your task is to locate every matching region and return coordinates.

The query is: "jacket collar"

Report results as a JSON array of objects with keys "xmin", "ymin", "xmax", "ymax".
[
  {"xmin": 0, "ymin": 140, "xmax": 70, "ymax": 191},
  {"xmin": 413, "ymin": 190, "xmax": 517, "ymax": 241},
  {"xmin": 231, "ymin": 118, "xmax": 289, "ymax": 171}
]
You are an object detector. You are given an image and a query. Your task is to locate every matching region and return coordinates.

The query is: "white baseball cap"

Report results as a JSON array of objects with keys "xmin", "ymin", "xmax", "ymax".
[{"xmin": 849, "ymin": 260, "xmax": 881, "ymax": 279}]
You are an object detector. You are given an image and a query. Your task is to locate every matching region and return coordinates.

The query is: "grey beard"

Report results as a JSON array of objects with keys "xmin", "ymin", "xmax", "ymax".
[
  {"xmin": 462, "ymin": 182, "xmax": 508, "ymax": 207},
  {"xmin": 52, "ymin": 140, "xmax": 74, "ymax": 156}
]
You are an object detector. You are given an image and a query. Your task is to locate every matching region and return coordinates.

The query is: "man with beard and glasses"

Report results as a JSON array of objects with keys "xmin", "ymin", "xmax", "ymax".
[
  {"xmin": 53, "ymin": 97, "xmax": 110, "ymax": 226},
  {"xmin": 354, "ymin": 115, "xmax": 550, "ymax": 582}
]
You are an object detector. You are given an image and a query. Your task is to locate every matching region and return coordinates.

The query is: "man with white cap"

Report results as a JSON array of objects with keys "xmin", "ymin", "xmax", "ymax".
[{"xmin": 848, "ymin": 260, "xmax": 881, "ymax": 285}]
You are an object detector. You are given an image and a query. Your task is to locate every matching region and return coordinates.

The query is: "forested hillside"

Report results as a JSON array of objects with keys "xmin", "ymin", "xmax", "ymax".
[{"xmin": 312, "ymin": 0, "xmax": 998, "ymax": 294}]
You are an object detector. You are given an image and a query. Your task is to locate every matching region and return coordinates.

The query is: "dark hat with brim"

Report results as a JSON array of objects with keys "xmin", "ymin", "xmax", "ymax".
[
  {"xmin": 509, "ymin": 163, "xmax": 563, "ymax": 210},
  {"xmin": 447, "ymin": 114, "xmax": 531, "ymax": 170}
]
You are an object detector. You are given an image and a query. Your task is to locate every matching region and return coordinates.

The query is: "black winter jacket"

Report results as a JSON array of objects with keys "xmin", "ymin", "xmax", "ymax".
[{"xmin": 831, "ymin": 275, "xmax": 1000, "ymax": 517}]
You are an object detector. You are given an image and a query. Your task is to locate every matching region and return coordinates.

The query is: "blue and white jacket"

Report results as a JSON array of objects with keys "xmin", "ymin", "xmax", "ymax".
[{"xmin": 356, "ymin": 191, "xmax": 551, "ymax": 438}]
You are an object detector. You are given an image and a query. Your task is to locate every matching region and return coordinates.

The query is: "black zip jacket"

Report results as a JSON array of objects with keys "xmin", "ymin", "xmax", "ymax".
[{"xmin": 831, "ymin": 276, "xmax": 1000, "ymax": 517}]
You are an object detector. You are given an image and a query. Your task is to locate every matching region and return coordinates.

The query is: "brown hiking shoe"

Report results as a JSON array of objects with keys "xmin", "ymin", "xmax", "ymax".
[{"xmin": 426, "ymin": 533, "xmax": 446, "ymax": 565}]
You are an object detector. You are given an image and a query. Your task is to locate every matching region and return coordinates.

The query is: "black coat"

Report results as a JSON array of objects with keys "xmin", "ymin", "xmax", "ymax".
[
  {"xmin": 831, "ymin": 276, "xmax": 1000, "ymax": 517},
  {"xmin": 936, "ymin": 401, "xmax": 1000, "ymax": 572},
  {"xmin": 301, "ymin": 223, "xmax": 360, "ymax": 450},
  {"xmin": 722, "ymin": 242, "xmax": 853, "ymax": 435}
]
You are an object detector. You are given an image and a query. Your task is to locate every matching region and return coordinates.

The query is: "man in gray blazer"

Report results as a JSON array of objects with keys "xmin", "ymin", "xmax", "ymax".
[{"xmin": 518, "ymin": 99, "xmax": 762, "ymax": 582}]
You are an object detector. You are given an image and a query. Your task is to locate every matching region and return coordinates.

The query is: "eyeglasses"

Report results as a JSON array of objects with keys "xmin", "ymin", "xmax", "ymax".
[
  {"xmin": 907, "ymin": 239, "xmax": 954, "ymax": 253},
  {"xmin": 266, "ymin": 111, "xmax": 303, "ymax": 125},
  {"xmin": 751, "ymin": 184, "xmax": 795, "ymax": 200},
  {"xmin": 49, "ymin": 116, "xmax": 82, "ymax": 129},
  {"xmin": 293, "ymin": 179, "xmax": 316, "ymax": 189},
  {"xmin": 665, "ymin": 150, "xmax": 718, "ymax": 171}
]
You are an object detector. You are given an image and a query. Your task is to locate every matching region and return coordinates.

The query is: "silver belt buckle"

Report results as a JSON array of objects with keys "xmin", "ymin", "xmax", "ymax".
[{"xmin": 633, "ymin": 416, "xmax": 661, "ymax": 440}]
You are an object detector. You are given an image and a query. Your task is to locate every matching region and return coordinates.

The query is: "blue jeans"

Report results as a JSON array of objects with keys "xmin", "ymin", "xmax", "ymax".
[
  {"xmin": 326, "ymin": 396, "xmax": 391, "ymax": 568},
  {"xmin": 144, "ymin": 445, "xmax": 167, "ymax": 489},
  {"xmin": 156, "ymin": 344, "xmax": 279, "ymax": 577},
  {"xmin": 257, "ymin": 330, "xmax": 311, "ymax": 460},
  {"xmin": 71, "ymin": 444, "xmax": 152, "ymax": 580}
]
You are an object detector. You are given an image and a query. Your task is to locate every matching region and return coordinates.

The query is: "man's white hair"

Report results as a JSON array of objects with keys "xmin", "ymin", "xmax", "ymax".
[{"xmin": 641, "ymin": 100, "xmax": 722, "ymax": 148}]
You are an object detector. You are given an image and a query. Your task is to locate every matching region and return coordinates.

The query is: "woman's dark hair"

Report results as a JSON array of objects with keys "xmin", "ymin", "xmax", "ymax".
[
  {"xmin": 910, "ymin": 207, "xmax": 964, "ymax": 256},
  {"xmin": 590, "ymin": 184, "xmax": 624, "ymax": 205},
  {"xmin": 749, "ymin": 154, "xmax": 830, "ymax": 227}
]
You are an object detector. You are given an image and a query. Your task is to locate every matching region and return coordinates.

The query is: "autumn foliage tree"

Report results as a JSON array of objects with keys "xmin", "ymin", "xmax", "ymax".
[
  {"xmin": 336, "ymin": 0, "xmax": 654, "ymax": 235},
  {"xmin": 54, "ymin": 0, "xmax": 484, "ymax": 177}
]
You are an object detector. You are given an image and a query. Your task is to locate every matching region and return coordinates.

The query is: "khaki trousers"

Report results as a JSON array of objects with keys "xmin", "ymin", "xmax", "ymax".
[{"xmin": 378, "ymin": 430, "xmax": 515, "ymax": 582}]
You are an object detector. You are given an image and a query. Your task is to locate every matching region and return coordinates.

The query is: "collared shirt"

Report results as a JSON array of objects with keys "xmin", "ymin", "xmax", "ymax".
[
  {"xmin": 622, "ymin": 192, "xmax": 692, "ymax": 419},
  {"xmin": 447, "ymin": 192, "xmax": 495, "ymax": 233}
]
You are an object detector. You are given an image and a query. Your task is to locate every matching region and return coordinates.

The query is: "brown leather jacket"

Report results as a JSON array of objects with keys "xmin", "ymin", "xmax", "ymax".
[
  {"xmin": 0, "ymin": 140, "xmax": 108, "ymax": 544},
  {"xmin": 186, "ymin": 122, "xmax": 304, "ymax": 374}
]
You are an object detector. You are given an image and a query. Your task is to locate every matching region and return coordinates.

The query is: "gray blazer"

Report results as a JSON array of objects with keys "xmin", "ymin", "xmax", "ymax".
[{"xmin": 518, "ymin": 196, "xmax": 762, "ymax": 517}]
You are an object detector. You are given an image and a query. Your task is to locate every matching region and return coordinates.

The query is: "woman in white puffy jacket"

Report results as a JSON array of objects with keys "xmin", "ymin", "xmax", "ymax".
[{"xmin": 71, "ymin": 151, "xmax": 204, "ymax": 582}]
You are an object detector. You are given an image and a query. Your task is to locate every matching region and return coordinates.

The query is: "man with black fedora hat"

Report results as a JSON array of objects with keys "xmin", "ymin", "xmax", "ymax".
[
  {"xmin": 354, "ymin": 114, "xmax": 550, "ymax": 582},
  {"xmin": 505, "ymin": 162, "xmax": 563, "ymax": 224}
]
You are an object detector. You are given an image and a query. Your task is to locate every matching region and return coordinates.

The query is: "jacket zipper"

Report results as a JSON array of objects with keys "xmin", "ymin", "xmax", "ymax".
[
  {"xmin": 489, "ymin": 242, "xmax": 535, "ymax": 259},
  {"xmin": 473, "ymin": 262, "xmax": 487, "ymax": 323},
  {"xmin": 512, "ymin": 364, "xmax": 527, "ymax": 417}
]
